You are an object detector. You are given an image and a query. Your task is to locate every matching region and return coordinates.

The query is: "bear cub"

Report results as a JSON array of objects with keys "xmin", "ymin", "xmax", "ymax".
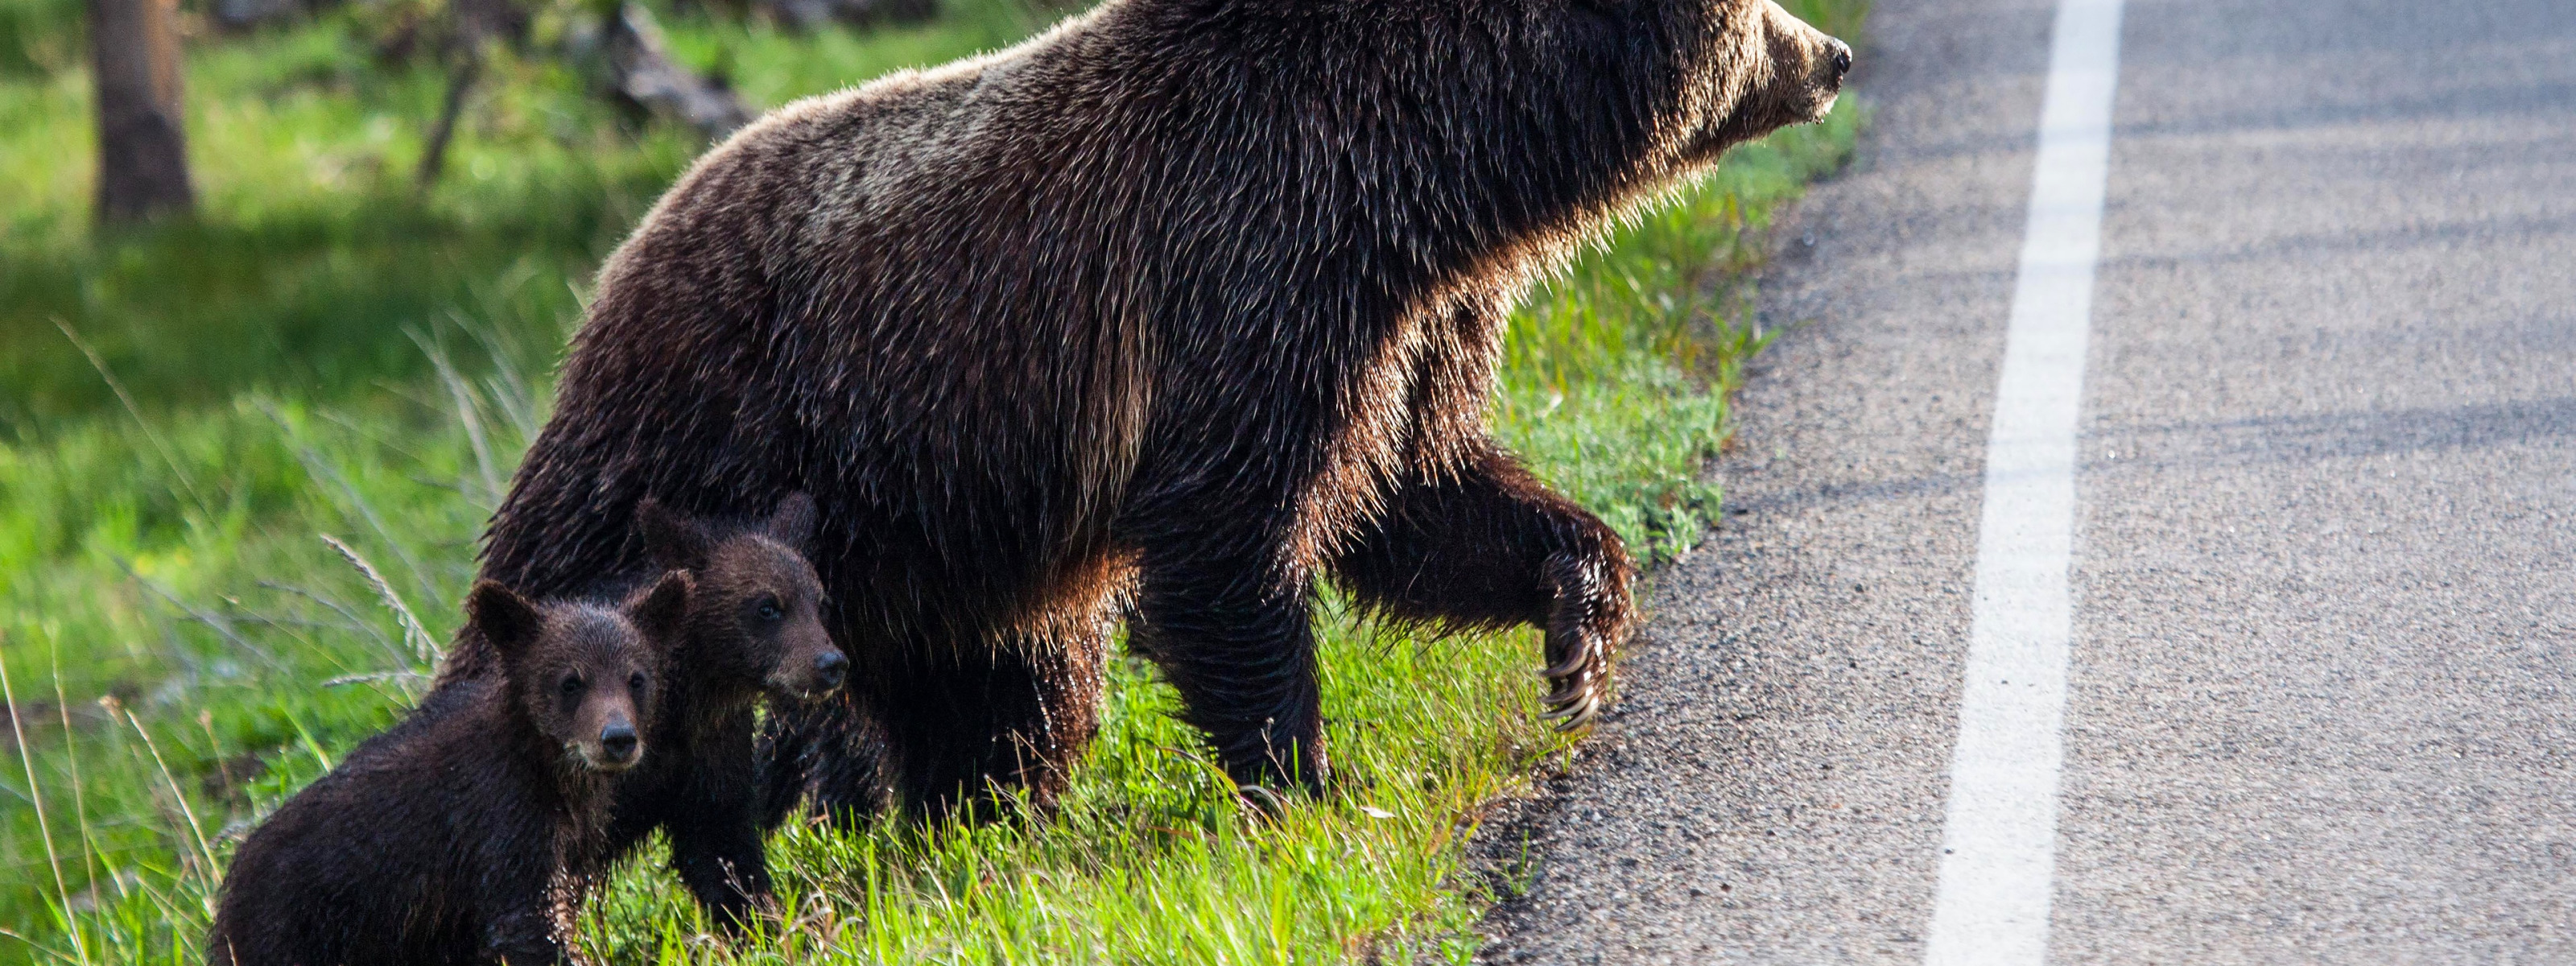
[
  {"xmin": 208, "ymin": 574, "xmax": 689, "ymax": 966},
  {"xmin": 595, "ymin": 493, "xmax": 847, "ymax": 931}
]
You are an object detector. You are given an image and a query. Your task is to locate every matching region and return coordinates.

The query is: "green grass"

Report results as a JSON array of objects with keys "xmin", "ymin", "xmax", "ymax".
[
  {"xmin": 0, "ymin": 0, "xmax": 1060, "ymax": 434},
  {"xmin": 0, "ymin": 0, "xmax": 1864, "ymax": 960}
]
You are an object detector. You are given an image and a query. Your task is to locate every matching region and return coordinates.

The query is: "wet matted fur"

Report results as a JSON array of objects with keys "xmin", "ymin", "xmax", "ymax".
[{"xmin": 211, "ymin": 579, "xmax": 686, "ymax": 966}]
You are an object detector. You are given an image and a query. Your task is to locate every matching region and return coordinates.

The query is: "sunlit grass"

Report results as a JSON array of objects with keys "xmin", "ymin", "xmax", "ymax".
[{"xmin": 0, "ymin": 0, "xmax": 1065, "ymax": 432}]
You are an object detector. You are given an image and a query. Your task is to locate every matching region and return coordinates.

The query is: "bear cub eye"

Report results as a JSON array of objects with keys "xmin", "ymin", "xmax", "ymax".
[
  {"xmin": 754, "ymin": 597, "xmax": 784, "ymax": 621},
  {"xmin": 559, "ymin": 674, "xmax": 584, "ymax": 698},
  {"xmin": 628, "ymin": 671, "xmax": 649, "ymax": 693}
]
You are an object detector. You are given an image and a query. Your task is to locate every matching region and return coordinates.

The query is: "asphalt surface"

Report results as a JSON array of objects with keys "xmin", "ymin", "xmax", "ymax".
[{"xmin": 1477, "ymin": 0, "xmax": 2576, "ymax": 962}]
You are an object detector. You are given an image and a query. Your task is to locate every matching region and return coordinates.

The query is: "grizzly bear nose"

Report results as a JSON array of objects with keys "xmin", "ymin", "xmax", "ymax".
[
  {"xmin": 1827, "ymin": 39, "xmax": 1853, "ymax": 79},
  {"xmin": 813, "ymin": 650, "xmax": 848, "ymax": 691},
  {"xmin": 600, "ymin": 724, "xmax": 639, "ymax": 762}
]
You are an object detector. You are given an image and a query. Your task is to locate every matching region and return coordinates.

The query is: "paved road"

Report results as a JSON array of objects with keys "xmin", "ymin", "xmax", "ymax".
[{"xmin": 1478, "ymin": 0, "xmax": 2576, "ymax": 962}]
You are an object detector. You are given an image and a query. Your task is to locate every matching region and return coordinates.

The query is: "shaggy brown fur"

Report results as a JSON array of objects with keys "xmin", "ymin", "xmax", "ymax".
[
  {"xmin": 436, "ymin": 495, "xmax": 844, "ymax": 931},
  {"xmin": 209, "ymin": 576, "xmax": 687, "ymax": 966},
  {"xmin": 604, "ymin": 496, "xmax": 844, "ymax": 930},
  {"xmin": 475, "ymin": 0, "xmax": 1849, "ymax": 819}
]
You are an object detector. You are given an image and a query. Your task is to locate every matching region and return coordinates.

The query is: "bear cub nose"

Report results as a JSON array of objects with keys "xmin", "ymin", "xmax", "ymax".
[
  {"xmin": 1827, "ymin": 38, "xmax": 1854, "ymax": 79},
  {"xmin": 600, "ymin": 724, "xmax": 640, "ymax": 763},
  {"xmin": 814, "ymin": 650, "xmax": 848, "ymax": 691}
]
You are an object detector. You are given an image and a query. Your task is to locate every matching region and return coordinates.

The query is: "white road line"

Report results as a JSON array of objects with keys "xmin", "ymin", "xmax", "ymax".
[{"xmin": 1921, "ymin": 0, "xmax": 2124, "ymax": 963}]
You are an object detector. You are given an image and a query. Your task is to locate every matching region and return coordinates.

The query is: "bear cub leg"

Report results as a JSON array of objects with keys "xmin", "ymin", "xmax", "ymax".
[
  {"xmin": 659, "ymin": 712, "xmax": 773, "ymax": 927},
  {"xmin": 609, "ymin": 494, "xmax": 847, "ymax": 932}
]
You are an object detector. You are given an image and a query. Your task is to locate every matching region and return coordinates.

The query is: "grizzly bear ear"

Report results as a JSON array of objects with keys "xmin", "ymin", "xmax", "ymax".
[
  {"xmin": 638, "ymin": 497, "xmax": 714, "ymax": 572},
  {"xmin": 468, "ymin": 580, "xmax": 544, "ymax": 663},
  {"xmin": 630, "ymin": 570, "xmax": 695, "ymax": 646},
  {"xmin": 767, "ymin": 493, "xmax": 818, "ymax": 554}
]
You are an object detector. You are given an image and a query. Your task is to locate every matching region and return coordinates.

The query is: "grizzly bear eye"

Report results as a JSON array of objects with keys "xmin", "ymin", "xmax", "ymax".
[
  {"xmin": 559, "ymin": 675, "xmax": 584, "ymax": 697},
  {"xmin": 755, "ymin": 597, "xmax": 784, "ymax": 621},
  {"xmin": 629, "ymin": 671, "xmax": 648, "ymax": 692}
]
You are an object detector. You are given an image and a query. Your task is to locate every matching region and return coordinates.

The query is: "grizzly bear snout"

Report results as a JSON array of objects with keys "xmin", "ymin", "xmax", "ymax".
[{"xmin": 1763, "ymin": 0, "xmax": 1852, "ymax": 124}]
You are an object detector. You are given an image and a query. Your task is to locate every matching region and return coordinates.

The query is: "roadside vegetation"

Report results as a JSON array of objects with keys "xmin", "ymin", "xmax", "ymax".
[{"xmin": 0, "ymin": 0, "xmax": 1864, "ymax": 960}]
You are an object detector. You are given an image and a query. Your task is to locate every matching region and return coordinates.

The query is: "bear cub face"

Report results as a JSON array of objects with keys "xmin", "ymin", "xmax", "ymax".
[
  {"xmin": 470, "ymin": 573, "xmax": 687, "ymax": 771},
  {"xmin": 639, "ymin": 493, "xmax": 844, "ymax": 701}
]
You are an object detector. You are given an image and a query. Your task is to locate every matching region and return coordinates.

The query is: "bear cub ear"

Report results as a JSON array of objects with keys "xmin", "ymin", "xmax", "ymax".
[
  {"xmin": 638, "ymin": 497, "xmax": 715, "ymax": 573},
  {"xmin": 767, "ymin": 493, "xmax": 818, "ymax": 554},
  {"xmin": 630, "ymin": 570, "xmax": 695, "ymax": 645},
  {"xmin": 468, "ymin": 580, "xmax": 545, "ymax": 663}
]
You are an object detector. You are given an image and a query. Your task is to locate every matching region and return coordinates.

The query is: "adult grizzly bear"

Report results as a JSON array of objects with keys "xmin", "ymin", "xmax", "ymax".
[{"xmin": 477, "ymin": 0, "xmax": 1850, "ymax": 818}]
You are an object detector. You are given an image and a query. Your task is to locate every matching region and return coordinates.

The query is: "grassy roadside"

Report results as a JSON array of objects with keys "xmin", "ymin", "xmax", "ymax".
[{"xmin": 0, "ymin": 1, "xmax": 1864, "ymax": 960}]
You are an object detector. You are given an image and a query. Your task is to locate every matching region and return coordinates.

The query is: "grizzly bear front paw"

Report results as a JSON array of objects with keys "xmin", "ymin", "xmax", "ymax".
[{"xmin": 1539, "ymin": 550, "xmax": 1634, "ymax": 731}]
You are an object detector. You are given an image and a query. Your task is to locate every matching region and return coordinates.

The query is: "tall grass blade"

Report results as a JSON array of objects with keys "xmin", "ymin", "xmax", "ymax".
[
  {"xmin": 318, "ymin": 534, "xmax": 443, "ymax": 668},
  {"xmin": 262, "ymin": 402, "xmax": 448, "ymax": 611},
  {"xmin": 0, "ymin": 925, "xmax": 77, "ymax": 965},
  {"xmin": 256, "ymin": 580, "xmax": 410, "ymax": 669},
  {"xmin": 447, "ymin": 309, "xmax": 545, "ymax": 444},
  {"xmin": 1, "ymin": 631, "xmax": 89, "ymax": 964},
  {"xmin": 52, "ymin": 320, "xmax": 215, "ymax": 521},
  {"xmin": 107, "ymin": 700, "xmax": 221, "ymax": 913},
  {"xmin": 408, "ymin": 327, "xmax": 504, "ymax": 506},
  {"xmin": 113, "ymin": 559, "xmax": 288, "ymax": 674},
  {"xmin": 50, "ymin": 641, "xmax": 105, "ymax": 943}
]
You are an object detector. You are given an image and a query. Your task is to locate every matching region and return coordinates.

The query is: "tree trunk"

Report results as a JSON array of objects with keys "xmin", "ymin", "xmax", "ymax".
[
  {"xmin": 415, "ymin": 0, "xmax": 522, "ymax": 190},
  {"xmin": 89, "ymin": 0, "xmax": 194, "ymax": 225},
  {"xmin": 415, "ymin": 46, "xmax": 482, "ymax": 189},
  {"xmin": 597, "ymin": 2, "xmax": 749, "ymax": 140}
]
